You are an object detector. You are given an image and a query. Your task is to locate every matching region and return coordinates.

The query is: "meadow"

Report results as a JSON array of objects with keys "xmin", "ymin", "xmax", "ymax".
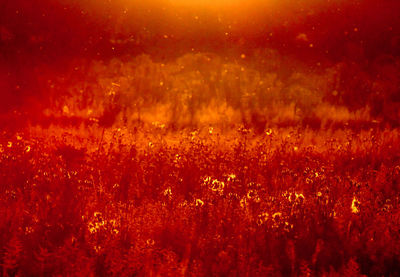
[{"xmin": 1, "ymin": 51, "xmax": 400, "ymax": 276}]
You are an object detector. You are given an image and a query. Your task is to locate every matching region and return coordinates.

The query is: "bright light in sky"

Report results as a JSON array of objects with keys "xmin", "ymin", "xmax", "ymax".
[
  {"xmin": 167, "ymin": 0, "xmax": 276, "ymax": 9},
  {"xmin": 169, "ymin": 0, "xmax": 243, "ymax": 6}
]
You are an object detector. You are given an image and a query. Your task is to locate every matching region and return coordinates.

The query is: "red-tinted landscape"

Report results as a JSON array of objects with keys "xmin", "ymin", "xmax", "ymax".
[{"xmin": 1, "ymin": 0, "xmax": 400, "ymax": 276}]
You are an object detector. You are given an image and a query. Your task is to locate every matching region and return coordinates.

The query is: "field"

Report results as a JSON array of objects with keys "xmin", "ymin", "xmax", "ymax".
[
  {"xmin": 1, "ymin": 0, "xmax": 400, "ymax": 276},
  {"xmin": 0, "ymin": 51, "xmax": 400, "ymax": 276},
  {"xmin": 1, "ymin": 123, "xmax": 400, "ymax": 276}
]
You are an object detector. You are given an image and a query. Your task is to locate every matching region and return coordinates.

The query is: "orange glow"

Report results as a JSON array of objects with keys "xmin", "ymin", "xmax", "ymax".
[
  {"xmin": 169, "ymin": 0, "xmax": 246, "ymax": 6},
  {"xmin": 1, "ymin": 0, "xmax": 400, "ymax": 275}
]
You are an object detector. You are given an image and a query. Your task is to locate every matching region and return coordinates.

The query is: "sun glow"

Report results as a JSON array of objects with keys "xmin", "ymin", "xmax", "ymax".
[
  {"xmin": 169, "ymin": 0, "xmax": 243, "ymax": 6},
  {"xmin": 166, "ymin": 0, "xmax": 277, "ymax": 10}
]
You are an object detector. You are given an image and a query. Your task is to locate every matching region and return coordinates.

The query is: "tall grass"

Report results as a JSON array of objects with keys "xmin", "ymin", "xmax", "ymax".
[{"xmin": 0, "ymin": 125, "xmax": 399, "ymax": 276}]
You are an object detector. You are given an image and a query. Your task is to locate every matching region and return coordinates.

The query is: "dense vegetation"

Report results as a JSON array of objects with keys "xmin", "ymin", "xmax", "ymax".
[
  {"xmin": 39, "ymin": 51, "xmax": 400, "ymax": 131},
  {"xmin": 1, "ymin": 124, "xmax": 400, "ymax": 276},
  {"xmin": 1, "ymin": 1, "xmax": 400, "ymax": 275},
  {"xmin": 1, "ymin": 49, "xmax": 400, "ymax": 276}
]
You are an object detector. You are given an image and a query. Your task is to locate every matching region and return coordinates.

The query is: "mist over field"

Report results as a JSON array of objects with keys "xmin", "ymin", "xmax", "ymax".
[
  {"xmin": 1, "ymin": 1, "xmax": 400, "ymax": 276},
  {"xmin": 1, "ymin": 0, "xmax": 399, "ymax": 124}
]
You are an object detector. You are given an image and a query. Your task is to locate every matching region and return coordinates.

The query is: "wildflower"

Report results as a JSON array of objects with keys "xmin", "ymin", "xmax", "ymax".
[
  {"xmin": 284, "ymin": 222, "xmax": 292, "ymax": 232},
  {"xmin": 163, "ymin": 187, "xmax": 172, "ymax": 197},
  {"xmin": 146, "ymin": 239, "xmax": 155, "ymax": 246},
  {"xmin": 211, "ymin": 179, "xmax": 225, "ymax": 194},
  {"xmin": 25, "ymin": 226, "xmax": 34, "ymax": 234},
  {"xmin": 209, "ymin": 127, "xmax": 213, "ymax": 134},
  {"xmin": 287, "ymin": 192, "xmax": 294, "ymax": 202},
  {"xmin": 179, "ymin": 200, "xmax": 188, "ymax": 207},
  {"xmin": 238, "ymin": 125, "xmax": 249, "ymax": 135},
  {"xmin": 246, "ymin": 190, "xmax": 260, "ymax": 202},
  {"xmin": 190, "ymin": 130, "xmax": 198, "ymax": 140},
  {"xmin": 265, "ymin": 128, "xmax": 273, "ymax": 136},
  {"xmin": 240, "ymin": 197, "xmax": 247, "ymax": 209},
  {"xmin": 195, "ymin": 199, "xmax": 204, "ymax": 207},
  {"xmin": 203, "ymin": 176, "xmax": 211, "ymax": 185},
  {"xmin": 272, "ymin": 212, "xmax": 282, "ymax": 219},
  {"xmin": 227, "ymin": 173, "xmax": 236, "ymax": 182},
  {"xmin": 351, "ymin": 197, "xmax": 360, "ymax": 214},
  {"xmin": 257, "ymin": 212, "xmax": 269, "ymax": 225},
  {"xmin": 88, "ymin": 223, "xmax": 97, "ymax": 234},
  {"xmin": 94, "ymin": 212, "xmax": 102, "ymax": 218}
]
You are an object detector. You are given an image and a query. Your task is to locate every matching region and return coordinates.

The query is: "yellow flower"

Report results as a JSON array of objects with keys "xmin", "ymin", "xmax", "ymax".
[
  {"xmin": 227, "ymin": 173, "xmax": 236, "ymax": 182},
  {"xmin": 146, "ymin": 239, "xmax": 155, "ymax": 246},
  {"xmin": 163, "ymin": 187, "xmax": 172, "ymax": 197},
  {"xmin": 265, "ymin": 128, "xmax": 273, "ymax": 136},
  {"xmin": 257, "ymin": 212, "xmax": 269, "ymax": 225},
  {"xmin": 272, "ymin": 212, "xmax": 282, "ymax": 219},
  {"xmin": 295, "ymin": 193, "xmax": 305, "ymax": 200},
  {"xmin": 211, "ymin": 179, "xmax": 225, "ymax": 194},
  {"xmin": 351, "ymin": 197, "xmax": 360, "ymax": 214},
  {"xmin": 195, "ymin": 199, "xmax": 204, "ymax": 207},
  {"xmin": 240, "ymin": 197, "xmax": 247, "ymax": 209}
]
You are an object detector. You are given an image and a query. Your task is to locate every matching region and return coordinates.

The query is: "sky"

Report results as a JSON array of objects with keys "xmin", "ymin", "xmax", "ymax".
[{"xmin": 0, "ymin": 0, "xmax": 399, "ymax": 62}]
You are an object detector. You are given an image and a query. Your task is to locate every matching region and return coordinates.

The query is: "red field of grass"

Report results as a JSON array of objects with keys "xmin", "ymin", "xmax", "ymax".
[
  {"xmin": 1, "ymin": 0, "xmax": 400, "ymax": 276},
  {"xmin": 1, "ymin": 125, "xmax": 400, "ymax": 276}
]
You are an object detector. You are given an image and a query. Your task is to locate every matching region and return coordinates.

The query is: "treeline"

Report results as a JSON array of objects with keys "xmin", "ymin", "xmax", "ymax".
[{"xmin": 48, "ymin": 51, "xmax": 399, "ymax": 131}]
